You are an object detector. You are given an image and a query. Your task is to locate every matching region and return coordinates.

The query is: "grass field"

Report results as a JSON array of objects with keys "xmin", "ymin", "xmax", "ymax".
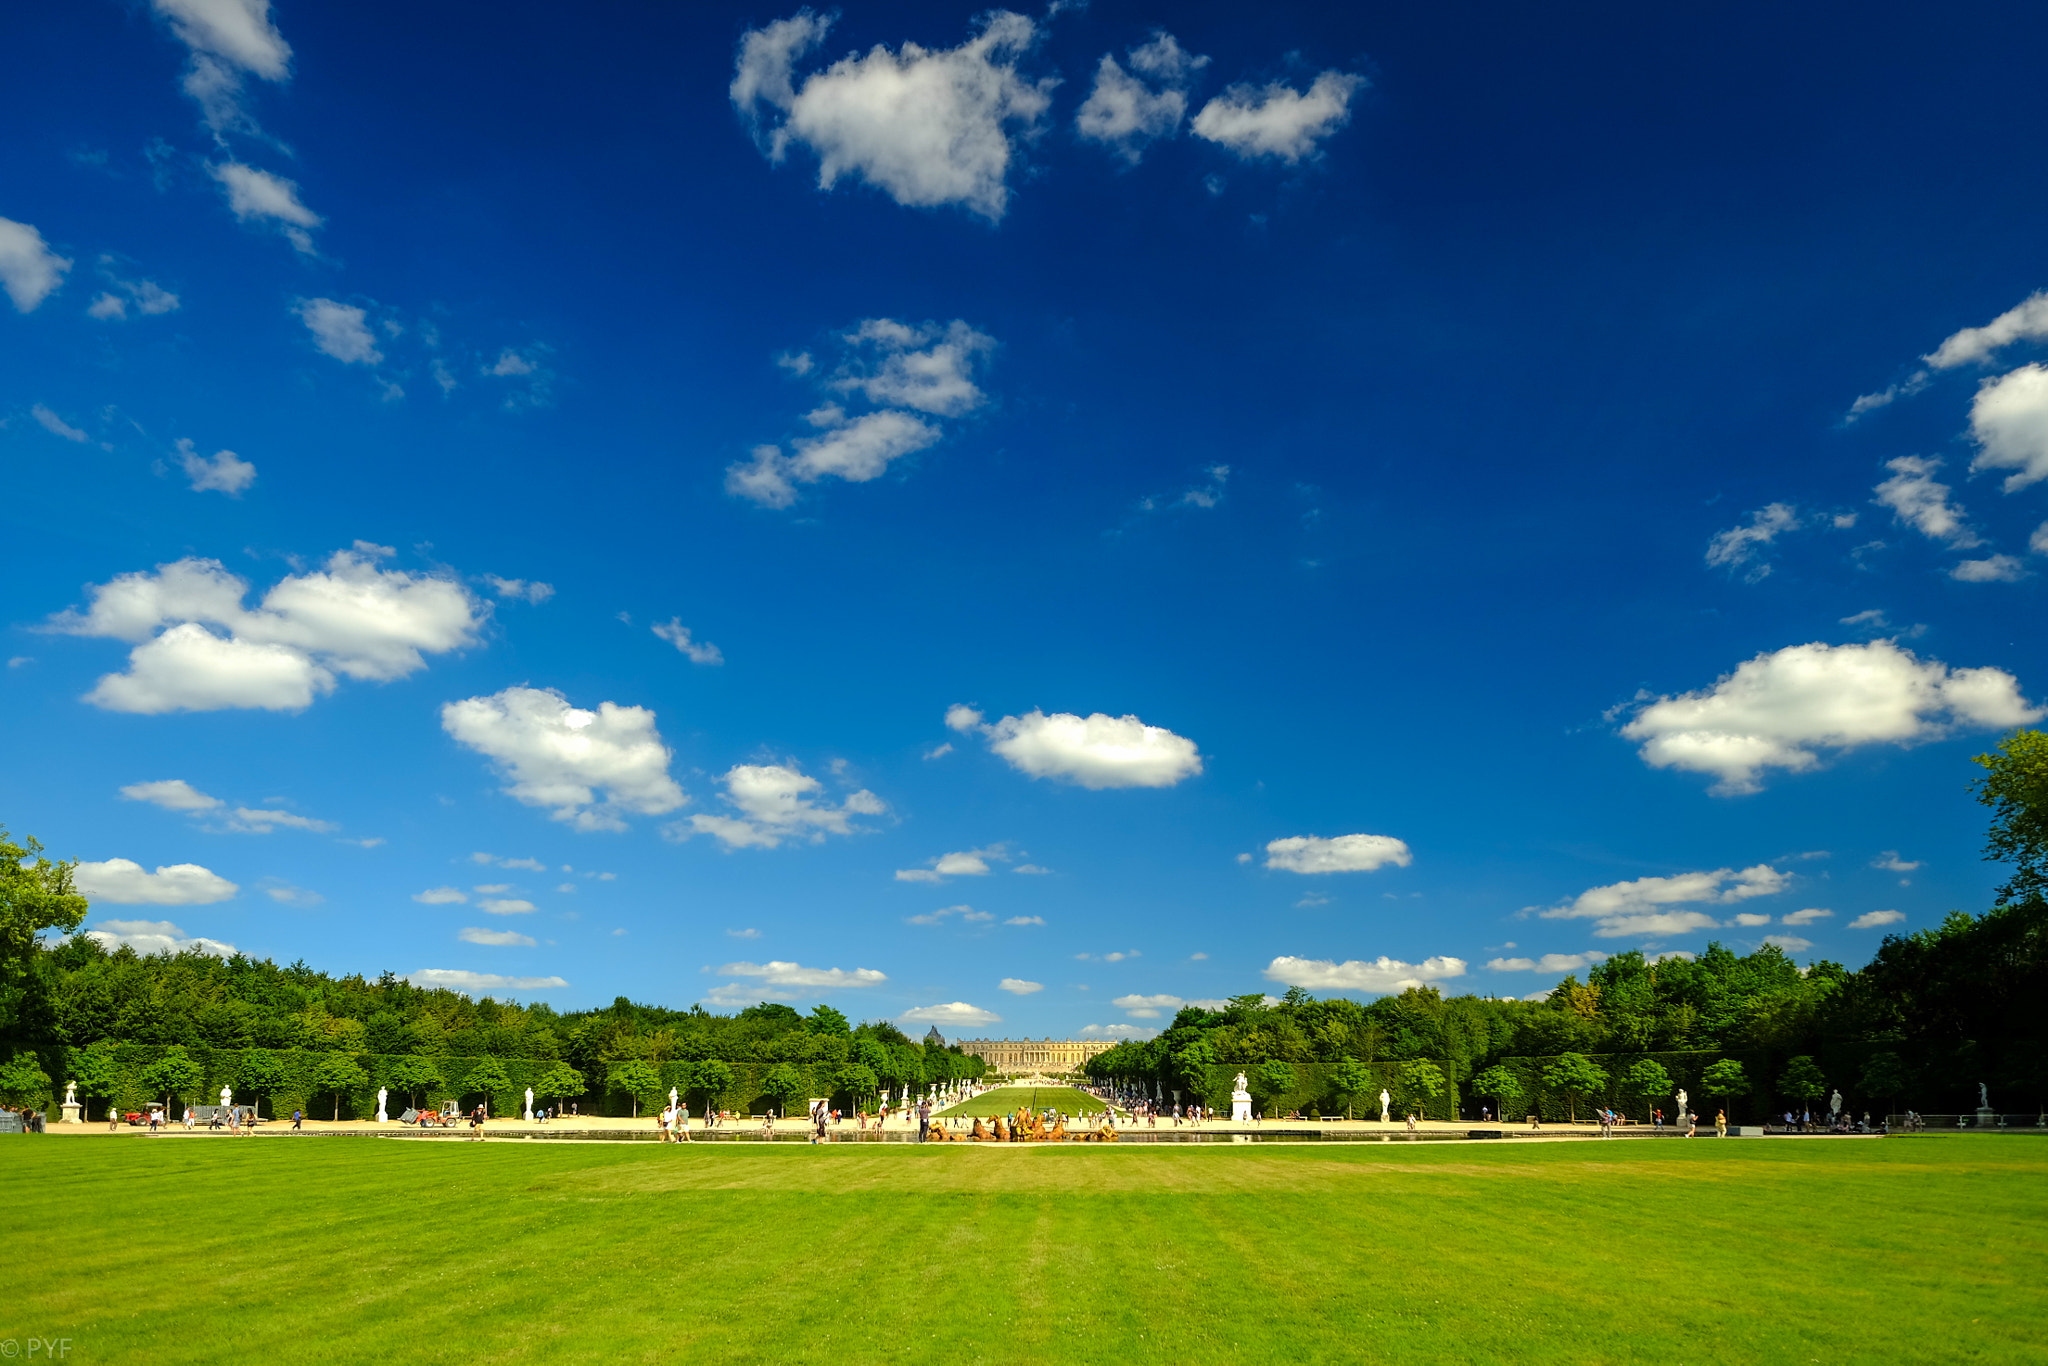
[
  {"xmin": 937, "ymin": 1084, "xmax": 1107, "ymax": 1118},
  {"xmin": 9, "ymin": 1135, "xmax": 2044, "ymax": 1363}
]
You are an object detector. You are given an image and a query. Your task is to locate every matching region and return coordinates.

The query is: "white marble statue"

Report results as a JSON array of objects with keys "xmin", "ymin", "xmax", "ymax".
[
  {"xmin": 377, "ymin": 1087, "xmax": 389, "ymax": 1123},
  {"xmin": 1379, "ymin": 1088, "xmax": 1391, "ymax": 1123},
  {"xmin": 1233, "ymin": 1071, "xmax": 1248, "ymax": 1093},
  {"xmin": 220, "ymin": 1083, "xmax": 233, "ymax": 1112},
  {"xmin": 65, "ymin": 1080, "xmax": 77, "ymax": 1105},
  {"xmin": 1230, "ymin": 1072, "xmax": 1253, "ymax": 1123},
  {"xmin": 524, "ymin": 1087, "xmax": 535, "ymax": 1122},
  {"xmin": 1979, "ymin": 1082, "xmax": 1990, "ymax": 1109},
  {"xmin": 1674, "ymin": 1088, "xmax": 1689, "ymax": 1122},
  {"xmin": 1829, "ymin": 1089, "xmax": 1842, "ymax": 1118}
]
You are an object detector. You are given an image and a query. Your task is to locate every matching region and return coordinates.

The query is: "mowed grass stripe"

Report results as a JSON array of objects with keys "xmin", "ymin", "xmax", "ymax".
[{"xmin": 8, "ymin": 1137, "xmax": 2044, "ymax": 1363}]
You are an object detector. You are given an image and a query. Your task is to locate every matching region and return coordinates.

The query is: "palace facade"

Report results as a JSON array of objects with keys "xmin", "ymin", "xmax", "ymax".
[{"xmin": 954, "ymin": 1037, "xmax": 1118, "ymax": 1074}]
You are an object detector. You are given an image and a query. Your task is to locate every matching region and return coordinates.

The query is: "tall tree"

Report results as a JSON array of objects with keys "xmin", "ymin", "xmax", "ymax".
[
  {"xmin": 1399, "ymin": 1059, "xmax": 1447, "ymax": 1117},
  {"xmin": 1331, "ymin": 1059, "xmax": 1376, "ymax": 1119},
  {"xmin": 1621, "ymin": 1059, "xmax": 1673, "ymax": 1121},
  {"xmin": 386, "ymin": 1055, "xmax": 444, "ymax": 1111},
  {"xmin": 1542, "ymin": 1053, "xmax": 1607, "ymax": 1123},
  {"xmin": 143, "ymin": 1046, "xmax": 203, "ymax": 1112},
  {"xmin": 237, "ymin": 1050, "xmax": 290, "ymax": 1119},
  {"xmin": 607, "ymin": 1060, "xmax": 659, "ymax": 1117},
  {"xmin": 690, "ymin": 1058, "xmax": 735, "ymax": 1111},
  {"xmin": 1700, "ymin": 1058, "xmax": 1750, "ymax": 1122},
  {"xmin": 467, "ymin": 1057, "xmax": 513, "ymax": 1117},
  {"xmin": 1974, "ymin": 729, "xmax": 2048, "ymax": 904},
  {"xmin": 761, "ymin": 1062, "xmax": 806, "ymax": 1115},
  {"xmin": 0, "ymin": 828, "xmax": 88, "ymax": 985},
  {"xmin": 68, "ymin": 1040, "xmax": 119, "ymax": 1118},
  {"xmin": 1780, "ymin": 1056, "xmax": 1827, "ymax": 1113},
  {"xmin": 1469, "ymin": 1064, "xmax": 1523, "ymax": 1121},
  {"xmin": 0, "ymin": 1053, "xmax": 52, "ymax": 1107},
  {"xmin": 534, "ymin": 1062, "xmax": 585, "ymax": 1111},
  {"xmin": 316, "ymin": 1052, "xmax": 369, "ymax": 1122}
]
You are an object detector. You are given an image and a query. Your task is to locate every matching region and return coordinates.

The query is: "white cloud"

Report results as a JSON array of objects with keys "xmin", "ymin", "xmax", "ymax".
[
  {"xmin": 1012, "ymin": 864, "xmax": 1050, "ymax": 876},
  {"xmin": 1849, "ymin": 909, "xmax": 1907, "ymax": 930},
  {"xmin": 1872, "ymin": 851, "xmax": 1922, "ymax": 873},
  {"xmin": 895, "ymin": 845, "xmax": 1006, "ymax": 882},
  {"xmin": 483, "ymin": 576, "xmax": 554, "ymax": 605},
  {"xmin": 676, "ymin": 762, "xmax": 882, "ymax": 849},
  {"xmin": 488, "ymin": 349, "xmax": 535, "ymax": 377},
  {"xmin": 32, "ymin": 405, "xmax": 88, "ymax": 443},
  {"xmin": 75, "ymin": 859, "xmax": 238, "ymax": 905},
  {"xmin": 413, "ymin": 887, "xmax": 467, "ymax": 905},
  {"xmin": 717, "ymin": 960, "xmax": 887, "ymax": 990},
  {"xmin": 459, "ymin": 926, "xmax": 535, "ymax": 947},
  {"xmin": 945, "ymin": 704, "xmax": 985, "ymax": 732},
  {"xmin": 53, "ymin": 548, "xmax": 485, "ymax": 714},
  {"xmin": 0, "ymin": 218, "xmax": 71, "ymax": 312},
  {"xmin": 1111, "ymin": 992, "xmax": 1228, "ymax": 1019},
  {"xmin": 294, "ymin": 298, "xmax": 380, "ymax": 364},
  {"xmin": 727, "ymin": 928, "xmax": 760, "ymax": 939},
  {"xmin": 263, "ymin": 883, "xmax": 320, "ymax": 907},
  {"xmin": 830, "ymin": 318, "xmax": 994, "ymax": 417},
  {"xmin": 923, "ymin": 742, "xmax": 954, "ymax": 760},
  {"xmin": 87, "ymin": 266, "xmax": 179, "ymax": 321},
  {"xmin": 1075, "ymin": 32, "xmax": 1208, "ymax": 163},
  {"xmin": 152, "ymin": 0, "xmax": 291, "ymax": 77},
  {"xmin": 1620, "ymin": 640, "xmax": 2040, "ymax": 794},
  {"xmin": 471, "ymin": 853, "xmax": 547, "ymax": 872},
  {"xmin": 406, "ymin": 969, "xmax": 567, "ymax": 994},
  {"xmin": 899, "ymin": 1001, "xmax": 1001, "ymax": 1027},
  {"xmin": 1731, "ymin": 913, "xmax": 1772, "ymax": 928},
  {"xmin": 1761, "ymin": 934, "xmax": 1813, "ymax": 953},
  {"xmin": 1540, "ymin": 865, "xmax": 1786, "ymax": 939},
  {"xmin": 1968, "ymin": 364, "xmax": 2048, "ymax": 492},
  {"xmin": 1705, "ymin": 502, "xmax": 1800, "ymax": 578},
  {"xmin": 441, "ymin": 686, "xmax": 686, "ymax": 832},
  {"xmin": 219, "ymin": 807, "xmax": 332, "ymax": 834},
  {"xmin": 732, "ymin": 10, "xmax": 1055, "ymax": 222},
  {"xmin": 1004, "ymin": 915, "xmax": 1044, "ymax": 926},
  {"xmin": 727, "ymin": 410, "xmax": 943, "ymax": 508},
  {"xmin": 1952, "ymin": 555, "xmax": 2026, "ymax": 583},
  {"xmin": 176, "ymin": 438, "xmax": 256, "ymax": 497},
  {"xmin": 119, "ymin": 779, "xmax": 221, "ymax": 813},
  {"xmin": 474, "ymin": 884, "xmax": 511, "ymax": 894},
  {"xmin": 1873, "ymin": 456, "xmax": 1978, "ymax": 546},
  {"xmin": 998, "ymin": 977, "xmax": 1042, "ymax": 995},
  {"xmin": 212, "ymin": 164, "xmax": 321, "ymax": 252},
  {"xmin": 906, "ymin": 903, "xmax": 993, "ymax": 927},
  {"xmin": 476, "ymin": 899, "xmax": 536, "ymax": 916},
  {"xmin": 84, "ymin": 918, "xmax": 234, "ymax": 957},
  {"xmin": 1263, "ymin": 834, "xmax": 1411, "ymax": 874},
  {"xmin": 1079, "ymin": 1023, "xmax": 1156, "ymax": 1040},
  {"xmin": 1926, "ymin": 290, "xmax": 2048, "ymax": 369},
  {"xmin": 652, "ymin": 618, "xmax": 724, "ymax": 665},
  {"xmin": 1782, "ymin": 908, "xmax": 1832, "ymax": 926},
  {"xmin": 1191, "ymin": 71, "xmax": 1364, "ymax": 164},
  {"xmin": 1483, "ymin": 952, "xmax": 1609, "ymax": 973},
  {"xmin": 1263, "ymin": 954, "xmax": 1467, "ymax": 994},
  {"xmin": 966, "ymin": 708, "xmax": 1202, "ymax": 789}
]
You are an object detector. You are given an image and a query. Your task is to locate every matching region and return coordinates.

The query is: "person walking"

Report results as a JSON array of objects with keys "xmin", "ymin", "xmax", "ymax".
[
  {"xmin": 1653, "ymin": 1107, "xmax": 1663, "ymax": 1131},
  {"xmin": 1715, "ymin": 1108, "xmax": 1728, "ymax": 1138},
  {"xmin": 1686, "ymin": 1111, "xmax": 1697, "ymax": 1138},
  {"xmin": 292, "ymin": 1107, "xmax": 302, "ymax": 1133},
  {"xmin": 678, "ymin": 1103, "xmax": 691, "ymax": 1142}
]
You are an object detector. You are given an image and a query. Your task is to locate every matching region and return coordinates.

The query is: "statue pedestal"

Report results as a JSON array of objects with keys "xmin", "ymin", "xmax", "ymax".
[
  {"xmin": 1977, "ymin": 1106, "xmax": 1998, "ymax": 1129},
  {"xmin": 1230, "ymin": 1090, "xmax": 1252, "ymax": 1123},
  {"xmin": 60, "ymin": 1102, "xmax": 82, "ymax": 1125}
]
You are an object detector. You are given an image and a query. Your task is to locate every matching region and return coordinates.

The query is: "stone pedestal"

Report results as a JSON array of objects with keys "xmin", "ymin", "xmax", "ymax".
[
  {"xmin": 1977, "ymin": 1106, "xmax": 1997, "ymax": 1129},
  {"xmin": 1230, "ymin": 1088, "xmax": 1253, "ymax": 1123},
  {"xmin": 60, "ymin": 1101, "xmax": 82, "ymax": 1125}
]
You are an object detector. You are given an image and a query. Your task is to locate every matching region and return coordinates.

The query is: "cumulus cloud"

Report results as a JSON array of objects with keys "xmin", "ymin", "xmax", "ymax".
[
  {"xmin": 1079, "ymin": 1023, "xmax": 1156, "ymax": 1040},
  {"xmin": 1782, "ymin": 908, "xmax": 1832, "ymax": 926},
  {"xmin": 1619, "ymin": 640, "xmax": 2040, "ymax": 794},
  {"xmin": 895, "ymin": 845, "xmax": 1007, "ymax": 882},
  {"xmin": 998, "ymin": 977, "xmax": 1042, "ymax": 994},
  {"xmin": 1952, "ymin": 555, "xmax": 2026, "ymax": 583},
  {"xmin": 1111, "ymin": 992, "xmax": 1230, "ymax": 1019},
  {"xmin": 1263, "ymin": 954, "xmax": 1467, "ymax": 994},
  {"xmin": 1762, "ymin": 934, "xmax": 1813, "ymax": 953},
  {"xmin": 1705, "ymin": 503, "xmax": 1800, "ymax": 579},
  {"xmin": 1484, "ymin": 952, "xmax": 1609, "ymax": 973},
  {"xmin": 51, "ymin": 547, "xmax": 485, "ymax": 714},
  {"xmin": 483, "ymin": 576, "xmax": 554, "ymax": 605},
  {"xmin": 1872, "ymin": 456, "xmax": 1978, "ymax": 547},
  {"xmin": 152, "ymin": 0, "xmax": 292, "ymax": 136},
  {"xmin": 472, "ymin": 853, "xmax": 547, "ymax": 872},
  {"xmin": 83, "ymin": 918, "xmax": 234, "ymax": 957},
  {"xmin": 652, "ymin": 618, "xmax": 724, "ymax": 665},
  {"xmin": 413, "ymin": 887, "xmax": 467, "ymax": 905},
  {"xmin": 1968, "ymin": 364, "xmax": 2048, "ymax": 492},
  {"xmin": 75, "ymin": 859, "xmax": 238, "ymax": 905},
  {"xmin": 732, "ymin": 9, "xmax": 1055, "ymax": 221},
  {"xmin": 1926, "ymin": 290, "xmax": 2048, "ymax": 370},
  {"xmin": 675, "ymin": 763, "xmax": 883, "ymax": 850},
  {"xmin": 899, "ymin": 1001, "xmax": 1001, "ymax": 1026},
  {"xmin": 905, "ymin": 904, "xmax": 993, "ymax": 926},
  {"xmin": 830, "ymin": 318, "xmax": 995, "ymax": 417},
  {"xmin": 718, "ymin": 960, "xmax": 887, "ymax": 990},
  {"xmin": 1539, "ymin": 865, "xmax": 1786, "ymax": 939},
  {"xmin": 958, "ymin": 708, "xmax": 1202, "ymax": 789},
  {"xmin": 212, "ymin": 164, "xmax": 321, "ymax": 252},
  {"xmin": 0, "ymin": 217, "xmax": 72, "ymax": 312},
  {"xmin": 441, "ymin": 686, "xmax": 686, "ymax": 832},
  {"xmin": 406, "ymin": 968, "xmax": 567, "ymax": 994},
  {"xmin": 86, "ymin": 263, "xmax": 179, "ymax": 321},
  {"xmin": 1191, "ymin": 71, "xmax": 1364, "ymax": 163},
  {"xmin": 459, "ymin": 926, "xmax": 535, "ymax": 947},
  {"xmin": 1731, "ymin": 913, "xmax": 1772, "ymax": 928},
  {"xmin": 476, "ymin": 899, "xmax": 536, "ymax": 916},
  {"xmin": 118, "ymin": 779, "xmax": 220, "ymax": 813},
  {"xmin": 1850, "ymin": 909, "xmax": 1906, "ymax": 930},
  {"xmin": 32, "ymin": 405, "xmax": 88, "ymax": 443},
  {"xmin": 728, "ymin": 410, "xmax": 942, "ymax": 508},
  {"xmin": 1075, "ymin": 32, "xmax": 1208, "ymax": 163},
  {"xmin": 1263, "ymin": 834, "xmax": 1411, "ymax": 874},
  {"xmin": 176, "ymin": 438, "xmax": 256, "ymax": 496},
  {"xmin": 294, "ymin": 298, "xmax": 380, "ymax": 364},
  {"xmin": 1872, "ymin": 851, "xmax": 1922, "ymax": 873},
  {"xmin": 1004, "ymin": 915, "xmax": 1044, "ymax": 926}
]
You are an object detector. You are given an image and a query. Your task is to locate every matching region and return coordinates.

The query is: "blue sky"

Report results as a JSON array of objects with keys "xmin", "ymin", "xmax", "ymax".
[{"xmin": 7, "ymin": 0, "xmax": 2048, "ymax": 1039}]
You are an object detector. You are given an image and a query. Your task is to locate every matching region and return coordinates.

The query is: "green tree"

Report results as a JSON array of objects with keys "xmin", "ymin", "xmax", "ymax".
[
  {"xmin": 385, "ymin": 1055, "xmax": 444, "ymax": 1111},
  {"xmin": 1859, "ymin": 1052, "xmax": 1909, "ymax": 1114},
  {"xmin": 0, "ymin": 828, "xmax": 88, "ymax": 985},
  {"xmin": 761, "ymin": 1062, "xmax": 806, "ymax": 1115},
  {"xmin": 237, "ymin": 1049, "xmax": 290, "ymax": 1119},
  {"xmin": 1542, "ymin": 1052, "xmax": 1607, "ymax": 1123},
  {"xmin": 142, "ymin": 1045, "xmax": 203, "ymax": 1112},
  {"xmin": 1399, "ymin": 1059, "xmax": 1446, "ymax": 1118},
  {"xmin": 316, "ymin": 1052, "xmax": 369, "ymax": 1122},
  {"xmin": 1331, "ymin": 1059, "xmax": 1376, "ymax": 1119},
  {"xmin": 690, "ymin": 1059, "xmax": 735, "ymax": 1112},
  {"xmin": 1700, "ymin": 1058, "xmax": 1750, "ymax": 1122},
  {"xmin": 1974, "ymin": 728, "xmax": 2048, "ymax": 904},
  {"xmin": 1469, "ymin": 1064, "xmax": 1523, "ymax": 1121},
  {"xmin": 1251, "ymin": 1060, "xmax": 1295, "ymax": 1115},
  {"xmin": 467, "ymin": 1057, "xmax": 513, "ymax": 1117},
  {"xmin": 608, "ymin": 1060, "xmax": 660, "ymax": 1117},
  {"xmin": 806, "ymin": 1004, "xmax": 850, "ymax": 1035},
  {"xmin": 69, "ymin": 1040, "xmax": 120, "ymax": 1119},
  {"xmin": 1621, "ymin": 1059, "xmax": 1673, "ymax": 1121},
  {"xmin": 834, "ymin": 1062, "xmax": 878, "ymax": 1106},
  {"xmin": 1780, "ymin": 1055, "xmax": 1827, "ymax": 1111},
  {"xmin": 534, "ymin": 1063, "xmax": 585, "ymax": 1111},
  {"xmin": 0, "ymin": 1052, "xmax": 52, "ymax": 1107}
]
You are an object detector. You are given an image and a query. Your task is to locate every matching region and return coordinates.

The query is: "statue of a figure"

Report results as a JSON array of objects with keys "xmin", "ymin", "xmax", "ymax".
[
  {"xmin": 1379, "ymin": 1088, "xmax": 1391, "ymax": 1123},
  {"xmin": 1232, "ymin": 1072, "xmax": 1249, "ymax": 1094},
  {"xmin": 1979, "ymin": 1082, "xmax": 1990, "ymax": 1110},
  {"xmin": 220, "ymin": 1083, "xmax": 233, "ymax": 1109},
  {"xmin": 64, "ymin": 1080, "xmax": 77, "ymax": 1105},
  {"xmin": 1674, "ymin": 1088, "xmax": 1688, "ymax": 1120},
  {"xmin": 1829, "ymin": 1089, "xmax": 1842, "ymax": 1117},
  {"xmin": 376, "ymin": 1087, "xmax": 388, "ymax": 1123},
  {"xmin": 524, "ymin": 1087, "xmax": 535, "ymax": 1122}
]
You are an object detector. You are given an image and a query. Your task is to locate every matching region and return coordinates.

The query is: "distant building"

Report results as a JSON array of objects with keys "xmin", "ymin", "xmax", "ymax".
[
  {"xmin": 954, "ymin": 1037, "xmax": 1117, "ymax": 1074},
  {"xmin": 923, "ymin": 1025, "xmax": 947, "ymax": 1049}
]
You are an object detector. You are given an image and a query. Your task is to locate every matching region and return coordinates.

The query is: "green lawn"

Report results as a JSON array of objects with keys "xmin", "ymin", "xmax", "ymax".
[
  {"xmin": 9, "ymin": 1135, "xmax": 2044, "ymax": 1362},
  {"xmin": 937, "ymin": 1083, "xmax": 1108, "ymax": 1118}
]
